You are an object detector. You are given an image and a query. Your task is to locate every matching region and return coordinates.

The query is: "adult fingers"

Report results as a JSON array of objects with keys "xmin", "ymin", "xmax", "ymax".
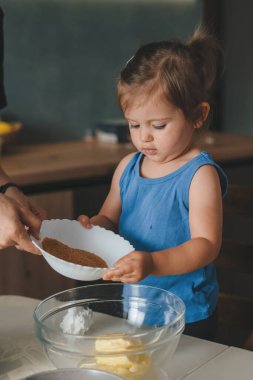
[
  {"xmin": 15, "ymin": 235, "xmax": 41, "ymax": 254},
  {"xmin": 19, "ymin": 205, "xmax": 42, "ymax": 241},
  {"xmin": 30, "ymin": 203, "xmax": 48, "ymax": 221},
  {"xmin": 10, "ymin": 219, "xmax": 41, "ymax": 254}
]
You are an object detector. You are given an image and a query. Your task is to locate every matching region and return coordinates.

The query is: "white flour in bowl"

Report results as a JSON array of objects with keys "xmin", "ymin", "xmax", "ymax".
[{"xmin": 60, "ymin": 307, "xmax": 93, "ymax": 335}]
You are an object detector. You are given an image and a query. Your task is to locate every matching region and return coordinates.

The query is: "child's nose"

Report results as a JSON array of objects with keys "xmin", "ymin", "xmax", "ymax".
[{"xmin": 140, "ymin": 127, "xmax": 153, "ymax": 142}]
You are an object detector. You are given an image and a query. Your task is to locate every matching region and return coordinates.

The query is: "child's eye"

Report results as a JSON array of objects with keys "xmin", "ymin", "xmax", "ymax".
[
  {"xmin": 129, "ymin": 124, "xmax": 140, "ymax": 129},
  {"xmin": 153, "ymin": 124, "xmax": 166, "ymax": 129}
]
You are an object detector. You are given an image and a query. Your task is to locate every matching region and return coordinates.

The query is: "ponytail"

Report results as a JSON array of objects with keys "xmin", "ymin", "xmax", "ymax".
[{"xmin": 188, "ymin": 26, "xmax": 224, "ymax": 96}]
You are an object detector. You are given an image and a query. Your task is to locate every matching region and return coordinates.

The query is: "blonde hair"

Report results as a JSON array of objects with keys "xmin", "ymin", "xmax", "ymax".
[{"xmin": 117, "ymin": 26, "xmax": 223, "ymax": 128}]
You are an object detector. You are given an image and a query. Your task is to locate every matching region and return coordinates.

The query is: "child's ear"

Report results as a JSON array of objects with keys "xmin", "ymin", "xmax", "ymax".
[{"xmin": 194, "ymin": 102, "xmax": 210, "ymax": 129}]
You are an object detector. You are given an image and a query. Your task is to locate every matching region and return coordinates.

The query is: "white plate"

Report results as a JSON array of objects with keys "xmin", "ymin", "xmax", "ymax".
[{"xmin": 32, "ymin": 219, "xmax": 134, "ymax": 281}]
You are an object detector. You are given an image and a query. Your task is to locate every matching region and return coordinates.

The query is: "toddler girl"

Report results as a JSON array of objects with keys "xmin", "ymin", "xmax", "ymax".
[{"xmin": 79, "ymin": 27, "xmax": 227, "ymax": 340}]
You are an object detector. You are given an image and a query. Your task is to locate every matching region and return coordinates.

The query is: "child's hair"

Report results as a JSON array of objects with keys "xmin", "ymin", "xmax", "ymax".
[{"xmin": 117, "ymin": 26, "xmax": 223, "ymax": 128}]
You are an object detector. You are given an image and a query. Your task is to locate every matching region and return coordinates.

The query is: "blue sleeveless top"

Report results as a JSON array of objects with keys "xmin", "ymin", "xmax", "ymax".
[{"xmin": 119, "ymin": 151, "xmax": 227, "ymax": 323}]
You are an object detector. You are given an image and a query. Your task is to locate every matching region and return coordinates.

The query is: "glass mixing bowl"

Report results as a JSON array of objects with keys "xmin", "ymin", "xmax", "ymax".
[{"xmin": 34, "ymin": 284, "xmax": 185, "ymax": 380}]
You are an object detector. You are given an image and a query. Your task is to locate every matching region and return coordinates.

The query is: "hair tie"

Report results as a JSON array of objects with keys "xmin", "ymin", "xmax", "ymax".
[{"xmin": 125, "ymin": 55, "xmax": 134, "ymax": 67}]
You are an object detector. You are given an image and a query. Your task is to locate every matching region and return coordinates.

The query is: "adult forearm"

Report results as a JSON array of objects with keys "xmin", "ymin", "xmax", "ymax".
[{"xmin": 151, "ymin": 237, "xmax": 220, "ymax": 276}]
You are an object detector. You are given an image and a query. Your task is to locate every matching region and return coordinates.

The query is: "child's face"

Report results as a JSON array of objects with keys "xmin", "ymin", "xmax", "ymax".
[{"xmin": 124, "ymin": 97, "xmax": 195, "ymax": 163}]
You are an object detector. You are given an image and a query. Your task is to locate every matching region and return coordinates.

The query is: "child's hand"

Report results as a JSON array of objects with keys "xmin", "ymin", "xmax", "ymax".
[
  {"xmin": 103, "ymin": 250, "xmax": 154, "ymax": 283},
  {"xmin": 78, "ymin": 214, "xmax": 92, "ymax": 229}
]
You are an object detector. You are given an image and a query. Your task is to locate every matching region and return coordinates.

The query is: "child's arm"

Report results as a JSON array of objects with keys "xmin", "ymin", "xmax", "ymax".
[
  {"xmin": 103, "ymin": 165, "xmax": 223, "ymax": 282},
  {"xmin": 152, "ymin": 164, "xmax": 223, "ymax": 274},
  {"xmin": 78, "ymin": 153, "xmax": 135, "ymax": 232}
]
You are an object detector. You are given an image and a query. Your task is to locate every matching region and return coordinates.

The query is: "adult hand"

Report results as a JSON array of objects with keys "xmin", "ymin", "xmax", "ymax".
[
  {"xmin": 6, "ymin": 186, "xmax": 47, "ymax": 230},
  {"xmin": 103, "ymin": 250, "xmax": 154, "ymax": 283},
  {"xmin": 0, "ymin": 189, "xmax": 46, "ymax": 254}
]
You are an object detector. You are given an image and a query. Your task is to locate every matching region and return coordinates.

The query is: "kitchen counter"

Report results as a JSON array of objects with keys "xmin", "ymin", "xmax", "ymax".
[
  {"xmin": 1, "ymin": 140, "xmax": 134, "ymax": 193},
  {"xmin": 1, "ymin": 295, "xmax": 253, "ymax": 380},
  {"xmin": 2, "ymin": 131, "xmax": 253, "ymax": 193}
]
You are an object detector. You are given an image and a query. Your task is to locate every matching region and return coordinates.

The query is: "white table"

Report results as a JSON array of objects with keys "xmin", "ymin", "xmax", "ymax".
[{"xmin": 0, "ymin": 295, "xmax": 252, "ymax": 380}]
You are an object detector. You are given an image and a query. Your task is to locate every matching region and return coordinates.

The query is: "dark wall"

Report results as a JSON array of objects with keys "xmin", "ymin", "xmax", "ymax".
[
  {"xmin": 1, "ymin": 0, "xmax": 202, "ymax": 144},
  {"xmin": 221, "ymin": 0, "xmax": 253, "ymax": 136},
  {"xmin": 0, "ymin": 8, "xmax": 6, "ymax": 110}
]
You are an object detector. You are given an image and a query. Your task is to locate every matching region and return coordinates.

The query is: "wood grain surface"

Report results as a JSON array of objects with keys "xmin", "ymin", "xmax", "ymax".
[{"xmin": 1, "ymin": 132, "xmax": 253, "ymax": 187}]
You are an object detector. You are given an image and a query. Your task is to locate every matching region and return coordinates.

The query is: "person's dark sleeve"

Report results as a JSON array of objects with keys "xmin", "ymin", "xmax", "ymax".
[{"xmin": 0, "ymin": 7, "xmax": 7, "ymax": 110}]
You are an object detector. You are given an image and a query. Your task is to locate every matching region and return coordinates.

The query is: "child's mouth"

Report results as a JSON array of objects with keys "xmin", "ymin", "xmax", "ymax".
[{"xmin": 142, "ymin": 148, "xmax": 157, "ymax": 155}]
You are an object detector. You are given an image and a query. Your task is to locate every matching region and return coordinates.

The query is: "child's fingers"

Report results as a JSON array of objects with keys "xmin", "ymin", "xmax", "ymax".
[
  {"xmin": 114, "ymin": 251, "xmax": 135, "ymax": 266},
  {"xmin": 103, "ymin": 268, "xmax": 120, "ymax": 281},
  {"xmin": 77, "ymin": 214, "xmax": 92, "ymax": 228},
  {"xmin": 119, "ymin": 273, "xmax": 137, "ymax": 283},
  {"xmin": 103, "ymin": 263, "xmax": 133, "ymax": 281},
  {"xmin": 104, "ymin": 272, "xmax": 137, "ymax": 283}
]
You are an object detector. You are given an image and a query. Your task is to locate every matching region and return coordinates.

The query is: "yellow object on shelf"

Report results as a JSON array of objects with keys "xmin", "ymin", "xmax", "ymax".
[
  {"xmin": 0, "ymin": 121, "xmax": 13, "ymax": 135},
  {"xmin": 0, "ymin": 121, "xmax": 23, "ymax": 154},
  {"xmin": 0, "ymin": 121, "xmax": 22, "ymax": 135}
]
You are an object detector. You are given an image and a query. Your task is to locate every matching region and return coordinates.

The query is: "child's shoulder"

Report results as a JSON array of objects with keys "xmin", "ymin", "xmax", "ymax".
[
  {"xmin": 118, "ymin": 151, "xmax": 139, "ymax": 171},
  {"xmin": 113, "ymin": 151, "xmax": 139, "ymax": 181}
]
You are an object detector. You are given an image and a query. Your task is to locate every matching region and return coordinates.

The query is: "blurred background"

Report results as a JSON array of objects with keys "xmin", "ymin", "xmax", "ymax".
[{"xmin": 1, "ymin": 0, "xmax": 251, "ymax": 143}]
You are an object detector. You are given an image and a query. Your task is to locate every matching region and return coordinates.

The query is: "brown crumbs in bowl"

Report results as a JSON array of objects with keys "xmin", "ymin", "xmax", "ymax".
[{"xmin": 42, "ymin": 237, "xmax": 108, "ymax": 268}]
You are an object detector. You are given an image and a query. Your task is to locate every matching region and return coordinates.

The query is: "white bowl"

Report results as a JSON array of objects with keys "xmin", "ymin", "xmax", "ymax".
[{"xmin": 32, "ymin": 219, "xmax": 134, "ymax": 281}]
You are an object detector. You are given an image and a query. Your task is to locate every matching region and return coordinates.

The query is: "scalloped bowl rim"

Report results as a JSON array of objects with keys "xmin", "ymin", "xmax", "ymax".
[{"xmin": 32, "ymin": 219, "xmax": 134, "ymax": 281}]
